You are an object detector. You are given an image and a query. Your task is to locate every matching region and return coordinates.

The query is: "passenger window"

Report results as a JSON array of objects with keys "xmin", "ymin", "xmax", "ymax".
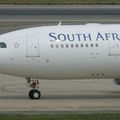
[
  {"xmin": 86, "ymin": 44, "xmax": 88, "ymax": 47},
  {"xmin": 81, "ymin": 44, "xmax": 83, "ymax": 47},
  {"xmin": 56, "ymin": 44, "xmax": 59, "ymax": 48},
  {"xmin": 66, "ymin": 44, "xmax": 69, "ymax": 48},
  {"xmin": 61, "ymin": 44, "xmax": 64, "ymax": 48},
  {"xmin": 91, "ymin": 44, "xmax": 93, "ymax": 47},
  {"xmin": 96, "ymin": 43, "xmax": 98, "ymax": 47},
  {"xmin": 0, "ymin": 42, "xmax": 7, "ymax": 48},
  {"xmin": 76, "ymin": 44, "xmax": 79, "ymax": 48},
  {"xmin": 51, "ymin": 44, "xmax": 53, "ymax": 48},
  {"xmin": 71, "ymin": 44, "xmax": 74, "ymax": 48}
]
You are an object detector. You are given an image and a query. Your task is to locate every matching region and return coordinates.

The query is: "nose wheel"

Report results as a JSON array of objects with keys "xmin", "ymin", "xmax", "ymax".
[
  {"xmin": 26, "ymin": 78, "xmax": 41, "ymax": 99},
  {"xmin": 29, "ymin": 89, "xmax": 41, "ymax": 99}
]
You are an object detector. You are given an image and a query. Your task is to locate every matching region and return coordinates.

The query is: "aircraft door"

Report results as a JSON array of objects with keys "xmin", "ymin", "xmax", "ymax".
[
  {"xmin": 109, "ymin": 40, "xmax": 120, "ymax": 56},
  {"xmin": 26, "ymin": 35, "xmax": 40, "ymax": 57}
]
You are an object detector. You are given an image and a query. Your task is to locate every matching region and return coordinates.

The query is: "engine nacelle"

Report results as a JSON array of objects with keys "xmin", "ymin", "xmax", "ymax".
[{"xmin": 113, "ymin": 78, "xmax": 120, "ymax": 85}]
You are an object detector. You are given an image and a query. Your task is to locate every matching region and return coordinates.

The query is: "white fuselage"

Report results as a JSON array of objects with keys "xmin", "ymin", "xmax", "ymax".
[{"xmin": 0, "ymin": 24, "xmax": 120, "ymax": 79}]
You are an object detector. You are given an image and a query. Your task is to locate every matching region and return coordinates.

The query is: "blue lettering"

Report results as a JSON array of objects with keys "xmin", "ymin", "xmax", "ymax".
[
  {"xmin": 83, "ymin": 33, "xmax": 91, "ymax": 41},
  {"xmin": 67, "ymin": 34, "xmax": 75, "ymax": 41},
  {"xmin": 58, "ymin": 34, "xmax": 66, "ymax": 41},
  {"xmin": 49, "ymin": 32, "xmax": 57, "ymax": 41},
  {"xmin": 105, "ymin": 33, "xmax": 111, "ymax": 40},
  {"xmin": 75, "ymin": 34, "xmax": 82, "ymax": 41},
  {"xmin": 96, "ymin": 32, "xmax": 104, "ymax": 40},
  {"xmin": 112, "ymin": 33, "xmax": 120, "ymax": 41},
  {"xmin": 49, "ymin": 32, "xmax": 120, "ymax": 42}
]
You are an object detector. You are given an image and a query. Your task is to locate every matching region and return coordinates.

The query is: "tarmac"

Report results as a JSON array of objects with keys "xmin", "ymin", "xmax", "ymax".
[
  {"xmin": 0, "ymin": 5, "xmax": 120, "ymax": 34},
  {"xmin": 0, "ymin": 74, "xmax": 120, "ymax": 113}
]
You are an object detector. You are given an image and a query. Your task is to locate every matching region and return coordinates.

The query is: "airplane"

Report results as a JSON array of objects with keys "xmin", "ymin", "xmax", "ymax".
[{"xmin": 0, "ymin": 23, "xmax": 120, "ymax": 99}]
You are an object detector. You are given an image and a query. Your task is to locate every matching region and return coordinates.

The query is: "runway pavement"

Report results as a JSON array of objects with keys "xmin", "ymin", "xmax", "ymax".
[
  {"xmin": 0, "ymin": 5, "xmax": 120, "ymax": 22},
  {"xmin": 0, "ymin": 5, "xmax": 120, "ymax": 34},
  {"xmin": 0, "ymin": 74, "xmax": 120, "ymax": 113},
  {"xmin": 0, "ymin": 5, "xmax": 120, "ymax": 114},
  {"xmin": 0, "ymin": 5, "xmax": 120, "ymax": 15}
]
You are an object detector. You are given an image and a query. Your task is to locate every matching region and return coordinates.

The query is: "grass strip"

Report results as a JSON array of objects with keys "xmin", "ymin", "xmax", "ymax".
[
  {"xmin": 0, "ymin": 0, "xmax": 119, "ymax": 5},
  {"xmin": 0, "ymin": 113, "xmax": 120, "ymax": 120}
]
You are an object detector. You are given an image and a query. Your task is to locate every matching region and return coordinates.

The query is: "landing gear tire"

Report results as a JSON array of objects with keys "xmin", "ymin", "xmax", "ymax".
[{"xmin": 29, "ymin": 89, "xmax": 41, "ymax": 99}]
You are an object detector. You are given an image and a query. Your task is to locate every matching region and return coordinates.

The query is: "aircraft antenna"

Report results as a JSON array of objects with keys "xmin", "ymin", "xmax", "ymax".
[{"xmin": 58, "ymin": 21, "xmax": 62, "ymax": 26}]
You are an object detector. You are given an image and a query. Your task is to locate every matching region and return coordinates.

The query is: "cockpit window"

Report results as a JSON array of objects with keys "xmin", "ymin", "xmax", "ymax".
[{"xmin": 0, "ymin": 42, "xmax": 7, "ymax": 48}]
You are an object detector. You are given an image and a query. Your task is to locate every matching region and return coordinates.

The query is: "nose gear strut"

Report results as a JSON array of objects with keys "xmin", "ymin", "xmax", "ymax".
[{"xmin": 26, "ymin": 78, "xmax": 41, "ymax": 99}]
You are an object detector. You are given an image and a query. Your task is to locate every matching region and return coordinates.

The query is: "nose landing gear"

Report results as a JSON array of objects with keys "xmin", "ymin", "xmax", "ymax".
[{"xmin": 26, "ymin": 78, "xmax": 41, "ymax": 99}]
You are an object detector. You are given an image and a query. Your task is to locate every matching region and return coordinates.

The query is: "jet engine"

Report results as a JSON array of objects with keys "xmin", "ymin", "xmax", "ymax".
[{"xmin": 114, "ymin": 78, "xmax": 120, "ymax": 85}]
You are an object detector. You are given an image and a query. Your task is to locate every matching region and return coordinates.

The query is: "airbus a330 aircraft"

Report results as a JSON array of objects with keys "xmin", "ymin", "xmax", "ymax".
[{"xmin": 0, "ymin": 23, "xmax": 120, "ymax": 99}]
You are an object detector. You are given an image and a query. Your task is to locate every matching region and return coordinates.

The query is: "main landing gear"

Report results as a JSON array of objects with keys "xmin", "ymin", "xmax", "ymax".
[{"xmin": 26, "ymin": 78, "xmax": 41, "ymax": 99}]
